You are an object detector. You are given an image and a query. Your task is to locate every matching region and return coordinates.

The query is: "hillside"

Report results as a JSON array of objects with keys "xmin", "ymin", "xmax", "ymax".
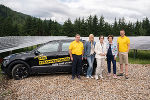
[
  {"xmin": 0, "ymin": 4, "xmax": 31, "ymax": 25},
  {"xmin": 0, "ymin": 4, "xmax": 150, "ymax": 36}
]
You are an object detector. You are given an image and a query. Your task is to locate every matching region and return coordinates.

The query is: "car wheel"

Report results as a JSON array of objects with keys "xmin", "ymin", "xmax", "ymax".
[
  {"xmin": 81, "ymin": 63, "xmax": 88, "ymax": 76},
  {"xmin": 12, "ymin": 64, "xmax": 29, "ymax": 80}
]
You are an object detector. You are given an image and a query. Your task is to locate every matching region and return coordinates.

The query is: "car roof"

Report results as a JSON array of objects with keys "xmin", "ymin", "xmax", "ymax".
[{"xmin": 47, "ymin": 39, "xmax": 85, "ymax": 43}]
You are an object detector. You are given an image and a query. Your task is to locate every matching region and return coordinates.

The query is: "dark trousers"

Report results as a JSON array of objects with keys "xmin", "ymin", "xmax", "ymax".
[
  {"xmin": 107, "ymin": 55, "xmax": 116, "ymax": 74},
  {"xmin": 72, "ymin": 54, "xmax": 82, "ymax": 77}
]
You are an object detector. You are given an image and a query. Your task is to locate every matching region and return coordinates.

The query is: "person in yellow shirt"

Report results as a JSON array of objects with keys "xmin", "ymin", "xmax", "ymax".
[
  {"xmin": 69, "ymin": 34, "xmax": 84, "ymax": 80},
  {"xmin": 117, "ymin": 29, "xmax": 130, "ymax": 79}
]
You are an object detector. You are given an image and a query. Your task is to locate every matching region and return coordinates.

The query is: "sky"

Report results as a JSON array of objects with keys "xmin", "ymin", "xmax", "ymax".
[{"xmin": 0, "ymin": 0, "xmax": 150, "ymax": 24}]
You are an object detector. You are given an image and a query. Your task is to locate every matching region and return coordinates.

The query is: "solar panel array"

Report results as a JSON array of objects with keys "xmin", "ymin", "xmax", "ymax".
[
  {"xmin": 0, "ymin": 36, "xmax": 67, "ymax": 53},
  {"xmin": 0, "ymin": 36, "xmax": 150, "ymax": 53},
  {"xmin": 70, "ymin": 36, "xmax": 150, "ymax": 50}
]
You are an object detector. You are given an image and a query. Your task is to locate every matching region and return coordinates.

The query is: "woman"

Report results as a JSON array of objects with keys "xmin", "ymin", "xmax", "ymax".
[
  {"xmin": 84, "ymin": 34, "xmax": 96, "ymax": 78},
  {"xmin": 94, "ymin": 35, "xmax": 107, "ymax": 80},
  {"xmin": 106, "ymin": 35, "xmax": 118, "ymax": 78}
]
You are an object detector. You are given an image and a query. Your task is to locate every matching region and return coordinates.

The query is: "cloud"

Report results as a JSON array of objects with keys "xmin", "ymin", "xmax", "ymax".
[{"xmin": 0, "ymin": 0, "xmax": 150, "ymax": 23}]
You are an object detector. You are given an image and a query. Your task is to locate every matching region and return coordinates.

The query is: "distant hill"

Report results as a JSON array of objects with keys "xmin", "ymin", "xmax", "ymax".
[
  {"xmin": 0, "ymin": 4, "xmax": 31, "ymax": 25},
  {"xmin": 0, "ymin": 4, "xmax": 150, "ymax": 36},
  {"xmin": 0, "ymin": 5, "xmax": 62, "ymax": 36}
]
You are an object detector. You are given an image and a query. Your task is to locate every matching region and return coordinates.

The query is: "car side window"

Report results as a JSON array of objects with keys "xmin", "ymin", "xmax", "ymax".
[
  {"xmin": 62, "ymin": 42, "xmax": 71, "ymax": 51},
  {"xmin": 38, "ymin": 42, "xmax": 59, "ymax": 53}
]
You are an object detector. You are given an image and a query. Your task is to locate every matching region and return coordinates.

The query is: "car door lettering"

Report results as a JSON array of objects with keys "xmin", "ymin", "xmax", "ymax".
[{"xmin": 35, "ymin": 56, "xmax": 70, "ymax": 65}]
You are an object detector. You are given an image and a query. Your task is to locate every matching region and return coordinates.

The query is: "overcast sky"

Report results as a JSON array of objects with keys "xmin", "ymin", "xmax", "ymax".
[{"xmin": 0, "ymin": 0, "xmax": 150, "ymax": 23}]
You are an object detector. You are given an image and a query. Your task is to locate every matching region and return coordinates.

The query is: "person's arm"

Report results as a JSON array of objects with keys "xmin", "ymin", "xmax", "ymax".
[
  {"xmin": 82, "ymin": 50, "xmax": 84, "ymax": 60},
  {"xmin": 103, "ymin": 44, "xmax": 107, "ymax": 56},
  {"xmin": 82, "ymin": 43, "xmax": 84, "ymax": 60},
  {"xmin": 117, "ymin": 38, "xmax": 119, "ymax": 56},
  {"xmin": 94, "ymin": 44, "xmax": 99, "ymax": 54},
  {"xmin": 127, "ymin": 38, "xmax": 130, "ymax": 53},
  {"xmin": 114, "ymin": 44, "xmax": 118, "ymax": 60},
  {"xmin": 69, "ymin": 49, "xmax": 73, "ymax": 61},
  {"xmin": 69, "ymin": 42, "xmax": 73, "ymax": 61},
  {"xmin": 83, "ymin": 41, "xmax": 87, "ymax": 59},
  {"xmin": 117, "ymin": 43, "xmax": 119, "ymax": 55},
  {"xmin": 127, "ymin": 44, "xmax": 130, "ymax": 53}
]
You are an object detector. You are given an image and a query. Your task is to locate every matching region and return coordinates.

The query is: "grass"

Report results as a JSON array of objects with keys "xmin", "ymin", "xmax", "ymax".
[
  {"xmin": 128, "ymin": 57, "xmax": 150, "ymax": 64},
  {"xmin": 129, "ymin": 50, "xmax": 150, "ymax": 64},
  {"xmin": 116, "ymin": 50, "xmax": 150, "ymax": 64}
]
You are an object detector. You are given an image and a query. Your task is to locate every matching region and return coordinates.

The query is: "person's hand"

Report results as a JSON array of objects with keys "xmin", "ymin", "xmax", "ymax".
[
  {"xmin": 100, "ymin": 53, "xmax": 103, "ymax": 56},
  {"xmin": 71, "ymin": 57, "xmax": 73, "ymax": 61},
  {"xmin": 100, "ymin": 53, "xmax": 105, "ymax": 56},
  {"xmin": 126, "ymin": 49, "xmax": 129, "ymax": 53},
  {"xmin": 103, "ymin": 53, "xmax": 106, "ymax": 56},
  {"xmin": 114, "ymin": 56, "xmax": 116, "ymax": 60},
  {"xmin": 82, "ymin": 57, "xmax": 83, "ymax": 60}
]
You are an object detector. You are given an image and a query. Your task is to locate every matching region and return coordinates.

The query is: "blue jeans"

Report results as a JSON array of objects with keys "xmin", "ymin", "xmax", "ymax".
[
  {"xmin": 107, "ymin": 55, "xmax": 116, "ymax": 74},
  {"xmin": 87, "ymin": 54, "xmax": 95, "ymax": 76}
]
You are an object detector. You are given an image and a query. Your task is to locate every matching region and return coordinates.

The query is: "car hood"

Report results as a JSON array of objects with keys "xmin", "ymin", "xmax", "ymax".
[{"xmin": 4, "ymin": 51, "xmax": 33, "ymax": 60}]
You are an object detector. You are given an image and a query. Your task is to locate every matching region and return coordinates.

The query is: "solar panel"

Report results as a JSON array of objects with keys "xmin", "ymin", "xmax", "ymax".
[
  {"xmin": 0, "ymin": 36, "xmax": 67, "ymax": 53},
  {"xmin": 81, "ymin": 36, "xmax": 150, "ymax": 50},
  {"xmin": 0, "ymin": 36, "xmax": 150, "ymax": 53}
]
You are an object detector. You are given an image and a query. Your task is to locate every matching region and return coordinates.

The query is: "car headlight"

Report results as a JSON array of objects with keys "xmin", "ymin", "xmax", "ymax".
[
  {"xmin": 2, "ymin": 59, "xmax": 10, "ymax": 67},
  {"xmin": 2, "ymin": 54, "xmax": 16, "ymax": 67}
]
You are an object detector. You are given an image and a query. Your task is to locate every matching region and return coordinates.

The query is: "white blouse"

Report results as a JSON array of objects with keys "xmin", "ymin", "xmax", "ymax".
[{"xmin": 94, "ymin": 42, "xmax": 107, "ymax": 59}]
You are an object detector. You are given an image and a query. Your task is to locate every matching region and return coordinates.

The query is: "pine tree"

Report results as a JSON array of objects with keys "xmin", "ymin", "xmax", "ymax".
[
  {"xmin": 92, "ymin": 15, "xmax": 98, "ymax": 36},
  {"xmin": 63, "ymin": 18, "xmax": 74, "ymax": 37}
]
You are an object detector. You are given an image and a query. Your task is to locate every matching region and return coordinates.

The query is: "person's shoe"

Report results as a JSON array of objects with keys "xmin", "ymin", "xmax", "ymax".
[
  {"xmin": 113, "ymin": 74, "xmax": 117, "ymax": 79},
  {"xmin": 95, "ymin": 75, "xmax": 99, "ymax": 80},
  {"xmin": 90, "ymin": 76, "xmax": 94, "ymax": 78},
  {"xmin": 117, "ymin": 73, "xmax": 124, "ymax": 76},
  {"xmin": 107, "ymin": 73, "xmax": 111, "ymax": 77},
  {"xmin": 77, "ymin": 75, "xmax": 81, "ymax": 80},
  {"xmin": 71, "ymin": 76, "xmax": 75, "ymax": 80},
  {"xmin": 99, "ymin": 75, "xmax": 104, "ymax": 79},
  {"xmin": 86, "ymin": 76, "xmax": 90, "ymax": 78},
  {"xmin": 125, "ymin": 75, "xmax": 129, "ymax": 79}
]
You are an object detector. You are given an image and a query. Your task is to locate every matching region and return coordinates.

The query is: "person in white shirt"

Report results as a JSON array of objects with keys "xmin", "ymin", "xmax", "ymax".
[{"xmin": 94, "ymin": 35, "xmax": 107, "ymax": 80}]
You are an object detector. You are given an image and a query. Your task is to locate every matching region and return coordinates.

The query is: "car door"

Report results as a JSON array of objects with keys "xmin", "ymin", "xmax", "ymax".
[
  {"xmin": 56, "ymin": 41, "xmax": 72, "ymax": 72},
  {"xmin": 32, "ymin": 41, "xmax": 60, "ymax": 73}
]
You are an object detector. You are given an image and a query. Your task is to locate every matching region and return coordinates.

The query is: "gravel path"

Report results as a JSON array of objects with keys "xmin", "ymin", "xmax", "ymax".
[{"xmin": 2, "ymin": 63, "xmax": 150, "ymax": 100}]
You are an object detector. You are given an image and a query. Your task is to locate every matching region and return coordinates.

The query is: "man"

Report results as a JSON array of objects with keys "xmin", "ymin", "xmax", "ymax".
[
  {"xmin": 69, "ymin": 34, "xmax": 84, "ymax": 80},
  {"xmin": 117, "ymin": 29, "xmax": 130, "ymax": 79}
]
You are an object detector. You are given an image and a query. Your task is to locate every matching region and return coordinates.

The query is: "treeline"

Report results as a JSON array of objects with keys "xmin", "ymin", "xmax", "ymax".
[{"xmin": 0, "ymin": 5, "xmax": 150, "ymax": 36}]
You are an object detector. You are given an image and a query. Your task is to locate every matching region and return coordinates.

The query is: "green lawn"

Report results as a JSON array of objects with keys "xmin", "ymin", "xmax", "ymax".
[
  {"xmin": 116, "ymin": 50, "xmax": 150, "ymax": 64},
  {"xmin": 129, "ymin": 50, "xmax": 150, "ymax": 64}
]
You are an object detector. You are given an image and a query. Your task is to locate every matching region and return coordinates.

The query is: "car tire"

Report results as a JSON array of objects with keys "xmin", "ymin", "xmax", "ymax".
[
  {"xmin": 81, "ymin": 63, "xmax": 88, "ymax": 76},
  {"xmin": 12, "ymin": 64, "xmax": 29, "ymax": 80}
]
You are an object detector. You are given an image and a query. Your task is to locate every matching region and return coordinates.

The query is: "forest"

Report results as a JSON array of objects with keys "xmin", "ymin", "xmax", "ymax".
[{"xmin": 0, "ymin": 4, "xmax": 150, "ymax": 37}]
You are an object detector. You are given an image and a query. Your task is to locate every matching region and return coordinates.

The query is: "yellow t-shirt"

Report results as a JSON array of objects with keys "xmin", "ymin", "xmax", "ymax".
[
  {"xmin": 69, "ymin": 40, "xmax": 84, "ymax": 55},
  {"xmin": 117, "ymin": 36, "xmax": 130, "ymax": 52}
]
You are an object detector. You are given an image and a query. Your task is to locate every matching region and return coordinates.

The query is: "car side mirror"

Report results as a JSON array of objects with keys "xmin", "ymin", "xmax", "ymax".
[{"xmin": 34, "ymin": 50, "xmax": 40, "ymax": 56}]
